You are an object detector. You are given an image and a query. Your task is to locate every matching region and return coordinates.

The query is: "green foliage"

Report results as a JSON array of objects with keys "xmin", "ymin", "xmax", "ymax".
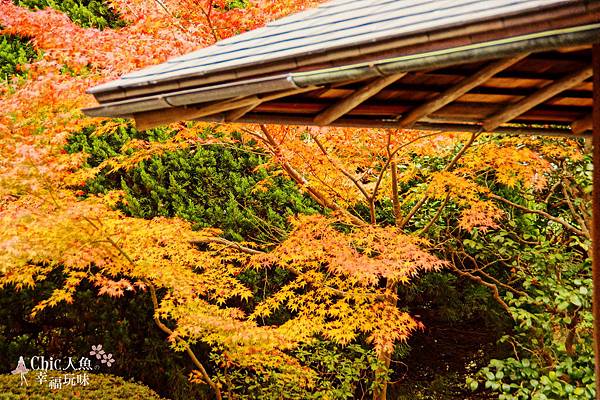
[
  {"xmin": 66, "ymin": 123, "xmax": 318, "ymax": 243},
  {"xmin": 0, "ymin": 35, "xmax": 39, "ymax": 82},
  {"xmin": 0, "ymin": 275, "xmax": 211, "ymax": 400},
  {"xmin": 224, "ymin": 0, "xmax": 249, "ymax": 10},
  {"xmin": 0, "ymin": 372, "xmax": 165, "ymax": 399},
  {"xmin": 212, "ymin": 341, "xmax": 387, "ymax": 399},
  {"xmin": 402, "ymin": 272, "xmax": 508, "ymax": 327},
  {"xmin": 466, "ymin": 150, "xmax": 594, "ymax": 399},
  {"xmin": 13, "ymin": 0, "xmax": 125, "ymax": 29}
]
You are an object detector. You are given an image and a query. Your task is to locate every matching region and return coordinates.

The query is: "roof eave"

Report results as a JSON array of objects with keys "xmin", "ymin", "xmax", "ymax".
[{"xmin": 83, "ymin": 24, "xmax": 600, "ymax": 125}]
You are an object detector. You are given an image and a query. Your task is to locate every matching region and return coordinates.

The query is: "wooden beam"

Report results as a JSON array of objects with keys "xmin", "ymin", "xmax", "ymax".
[
  {"xmin": 397, "ymin": 54, "xmax": 527, "ymax": 127},
  {"xmin": 572, "ymin": 113, "xmax": 593, "ymax": 134},
  {"xmin": 592, "ymin": 43, "xmax": 600, "ymax": 400},
  {"xmin": 257, "ymin": 100, "xmax": 585, "ymax": 122},
  {"xmin": 135, "ymin": 86, "xmax": 322, "ymax": 129},
  {"xmin": 313, "ymin": 73, "xmax": 406, "ymax": 125},
  {"xmin": 226, "ymin": 103, "xmax": 260, "ymax": 122},
  {"xmin": 483, "ymin": 66, "xmax": 593, "ymax": 131},
  {"xmin": 225, "ymin": 86, "xmax": 320, "ymax": 122},
  {"xmin": 202, "ymin": 113, "xmax": 588, "ymax": 138},
  {"xmin": 134, "ymin": 95, "xmax": 260, "ymax": 130}
]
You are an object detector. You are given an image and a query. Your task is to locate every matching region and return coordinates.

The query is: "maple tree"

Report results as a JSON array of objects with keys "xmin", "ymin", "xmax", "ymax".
[{"xmin": 0, "ymin": 0, "xmax": 595, "ymax": 399}]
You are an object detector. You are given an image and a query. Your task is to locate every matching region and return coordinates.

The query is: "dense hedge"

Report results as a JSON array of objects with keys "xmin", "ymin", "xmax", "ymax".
[
  {"xmin": 13, "ymin": 0, "xmax": 124, "ymax": 29},
  {"xmin": 0, "ymin": 34, "xmax": 38, "ymax": 82},
  {"xmin": 66, "ymin": 123, "xmax": 318, "ymax": 243},
  {"xmin": 0, "ymin": 275, "xmax": 212, "ymax": 400},
  {"xmin": 0, "ymin": 372, "xmax": 165, "ymax": 399}
]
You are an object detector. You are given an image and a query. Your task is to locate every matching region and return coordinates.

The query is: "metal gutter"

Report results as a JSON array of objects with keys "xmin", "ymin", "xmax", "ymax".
[
  {"xmin": 291, "ymin": 24, "xmax": 600, "ymax": 86},
  {"xmin": 83, "ymin": 75, "xmax": 297, "ymax": 117},
  {"xmin": 83, "ymin": 24, "xmax": 600, "ymax": 119}
]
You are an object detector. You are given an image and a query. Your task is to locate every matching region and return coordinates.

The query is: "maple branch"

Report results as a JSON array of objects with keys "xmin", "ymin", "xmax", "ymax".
[
  {"xmin": 199, "ymin": 0, "xmax": 219, "ymax": 43},
  {"xmin": 449, "ymin": 255, "xmax": 511, "ymax": 315},
  {"xmin": 382, "ymin": 129, "xmax": 403, "ymax": 225},
  {"xmin": 390, "ymin": 161, "xmax": 401, "ymax": 226},
  {"xmin": 78, "ymin": 215, "xmax": 223, "ymax": 400},
  {"xmin": 488, "ymin": 193, "xmax": 587, "ymax": 238},
  {"xmin": 153, "ymin": 0, "xmax": 189, "ymax": 35},
  {"xmin": 444, "ymin": 130, "xmax": 481, "ymax": 171},
  {"xmin": 258, "ymin": 125, "xmax": 366, "ymax": 226},
  {"xmin": 371, "ymin": 131, "xmax": 443, "ymax": 202},
  {"xmin": 190, "ymin": 237, "xmax": 264, "ymax": 255},
  {"xmin": 400, "ymin": 131, "xmax": 481, "ymax": 229},
  {"xmin": 399, "ymin": 194, "xmax": 428, "ymax": 229},
  {"xmin": 147, "ymin": 282, "xmax": 222, "ymax": 399},
  {"xmin": 309, "ymin": 131, "xmax": 372, "ymax": 204}
]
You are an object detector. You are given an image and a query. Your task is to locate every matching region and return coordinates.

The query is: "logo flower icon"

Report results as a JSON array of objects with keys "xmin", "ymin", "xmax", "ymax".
[
  {"xmin": 101, "ymin": 353, "xmax": 115, "ymax": 367},
  {"xmin": 90, "ymin": 345, "xmax": 105, "ymax": 360}
]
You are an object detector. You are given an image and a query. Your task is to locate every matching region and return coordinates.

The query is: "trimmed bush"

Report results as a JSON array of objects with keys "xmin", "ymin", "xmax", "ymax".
[
  {"xmin": 0, "ymin": 35, "xmax": 38, "ymax": 82},
  {"xmin": 0, "ymin": 372, "xmax": 165, "ymax": 399},
  {"xmin": 13, "ymin": 0, "xmax": 125, "ymax": 29}
]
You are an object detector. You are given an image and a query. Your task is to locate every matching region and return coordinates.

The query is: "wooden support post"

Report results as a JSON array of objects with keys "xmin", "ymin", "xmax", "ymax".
[
  {"xmin": 396, "ymin": 55, "xmax": 527, "ymax": 128},
  {"xmin": 314, "ymin": 73, "xmax": 406, "ymax": 125},
  {"xmin": 593, "ymin": 43, "xmax": 600, "ymax": 400},
  {"xmin": 483, "ymin": 65, "xmax": 593, "ymax": 131}
]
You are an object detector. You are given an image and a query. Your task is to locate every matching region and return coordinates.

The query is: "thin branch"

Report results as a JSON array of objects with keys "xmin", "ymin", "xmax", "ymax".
[
  {"xmin": 81, "ymin": 215, "xmax": 222, "ymax": 399},
  {"xmin": 147, "ymin": 282, "xmax": 222, "ymax": 399},
  {"xmin": 371, "ymin": 131, "xmax": 443, "ymax": 201},
  {"xmin": 153, "ymin": 0, "xmax": 189, "ymax": 35},
  {"xmin": 198, "ymin": 0, "xmax": 219, "ymax": 43},
  {"xmin": 489, "ymin": 193, "xmax": 587, "ymax": 238},
  {"xmin": 444, "ymin": 130, "xmax": 481, "ymax": 171},
  {"xmin": 399, "ymin": 194, "xmax": 428, "ymax": 229},
  {"xmin": 449, "ymin": 256, "xmax": 511, "ymax": 315},
  {"xmin": 460, "ymin": 251, "xmax": 528, "ymax": 297},
  {"xmin": 400, "ymin": 130, "xmax": 481, "ymax": 229},
  {"xmin": 309, "ymin": 131, "xmax": 372, "ymax": 203},
  {"xmin": 390, "ymin": 161, "xmax": 401, "ymax": 226},
  {"xmin": 190, "ymin": 237, "xmax": 264, "ymax": 255},
  {"xmin": 561, "ymin": 179, "xmax": 590, "ymax": 238},
  {"xmin": 258, "ymin": 125, "xmax": 366, "ymax": 226}
]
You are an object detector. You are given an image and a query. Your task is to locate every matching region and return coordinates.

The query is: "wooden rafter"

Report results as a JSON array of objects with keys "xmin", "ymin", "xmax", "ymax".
[
  {"xmin": 314, "ymin": 73, "xmax": 406, "ymax": 125},
  {"xmin": 225, "ymin": 86, "xmax": 320, "ymax": 122},
  {"xmin": 572, "ymin": 113, "xmax": 593, "ymax": 134},
  {"xmin": 396, "ymin": 54, "xmax": 528, "ymax": 127},
  {"xmin": 483, "ymin": 66, "xmax": 593, "ymax": 131}
]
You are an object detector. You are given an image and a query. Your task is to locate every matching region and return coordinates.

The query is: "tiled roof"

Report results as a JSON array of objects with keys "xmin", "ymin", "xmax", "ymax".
[{"xmin": 89, "ymin": 0, "xmax": 577, "ymax": 94}]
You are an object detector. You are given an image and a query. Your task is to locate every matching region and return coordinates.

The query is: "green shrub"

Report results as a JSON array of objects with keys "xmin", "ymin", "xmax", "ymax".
[
  {"xmin": 13, "ymin": 0, "xmax": 125, "ymax": 29},
  {"xmin": 0, "ymin": 274, "xmax": 211, "ymax": 400},
  {"xmin": 0, "ymin": 372, "xmax": 165, "ymax": 399},
  {"xmin": 0, "ymin": 35, "xmax": 39, "ymax": 82},
  {"xmin": 65, "ymin": 123, "xmax": 318, "ymax": 243},
  {"xmin": 211, "ymin": 341, "xmax": 387, "ymax": 399},
  {"xmin": 466, "ymin": 151, "xmax": 594, "ymax": 399}
]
